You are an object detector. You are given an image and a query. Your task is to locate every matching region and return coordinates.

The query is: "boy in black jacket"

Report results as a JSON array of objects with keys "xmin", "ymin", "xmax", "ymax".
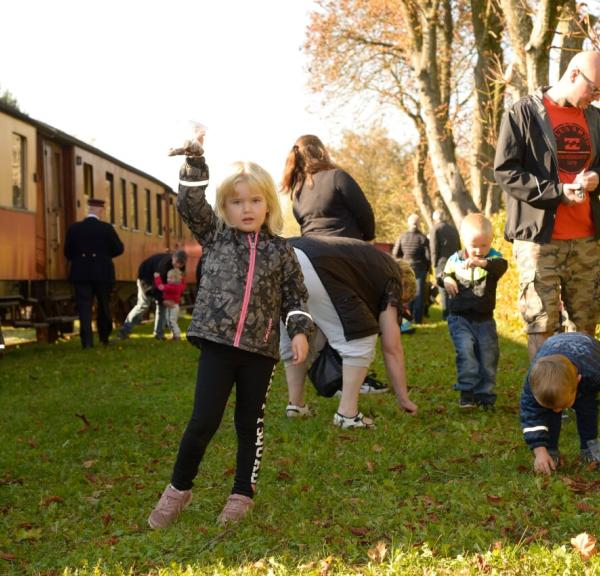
[{"xmin": 443, "ymin": 213, "xmax": 507, "ymax": 409}]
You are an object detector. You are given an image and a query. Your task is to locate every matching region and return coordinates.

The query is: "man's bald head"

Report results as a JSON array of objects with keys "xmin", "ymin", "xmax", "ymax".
[{"xmin": 553, "ymin": 51, "xmax": 600, "ymax": 108}]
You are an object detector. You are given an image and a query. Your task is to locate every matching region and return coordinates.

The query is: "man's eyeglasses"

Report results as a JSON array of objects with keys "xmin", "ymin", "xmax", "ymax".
[{"xmin": 577, "ymin": 69, "xmax": 600, "ymax": 98}]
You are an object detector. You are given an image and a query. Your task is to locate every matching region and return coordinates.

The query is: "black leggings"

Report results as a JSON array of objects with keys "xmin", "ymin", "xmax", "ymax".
[{"xmin": 171, "ymin": 340, "xmax": 275, "ymax": 497}]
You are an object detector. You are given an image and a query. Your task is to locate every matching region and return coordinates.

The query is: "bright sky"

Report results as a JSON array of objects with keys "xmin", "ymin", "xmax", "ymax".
[{"xmin": 2, "ymin": 0, "xmax": 354, "ymax": 196}]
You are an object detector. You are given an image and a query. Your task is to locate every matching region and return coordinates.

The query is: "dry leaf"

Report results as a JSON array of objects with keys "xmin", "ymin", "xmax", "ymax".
[
  {"xmin": 318, "ymin": 555, "xmax": 334, "ymax": 576},
  {"xmin": 349, "ymin": 526, "xmax": 369, "ymax": 536},
  {"xmin": 366, "ymin": 460, "xmax": 375, "ymax": 473},
  {"xmin": 522, "ymin": 528, "xmax": 548, "ymax": 545},
  {"xmin": 0, "ymin": 552, "xmax": 16, "ymax": 561},
  {"xmin": 367, "ymin": 540, "xmax": 388, "ymax": 564},
  {"xmin": 388, "ymin": 463, "xmax": 406, "ymax": 472},
  {"xmin": 41, "ymin": 495, "xmax": 64, "ymax": 507},
  {"xmin": 571, "ymin": 532, "xmax": 597, "ymax": 560},
  {"xmin": 486, "ymin": 494, "xmax": 502, "ymax": 504},
  {"xmin": 372, "ymin": 444, "xmax": 383, "ymax": 453},
  {"xmin": 277, "ymin": 470, "xmax": 292, "ymax": 481},
  {"xmin": 82, "ymin": 460, "xmax": 97, "ymax": 469}
]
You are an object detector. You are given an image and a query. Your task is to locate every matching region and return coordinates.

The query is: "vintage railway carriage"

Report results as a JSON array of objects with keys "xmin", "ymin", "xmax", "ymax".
[{"xmin": 0, "ymin": 101, "xmax": 200, "ymax": 337}]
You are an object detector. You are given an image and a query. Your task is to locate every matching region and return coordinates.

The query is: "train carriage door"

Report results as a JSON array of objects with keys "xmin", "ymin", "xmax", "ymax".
[{"xmin": 43, "ymin": 141, "xmax": 66, "ymax": 279}]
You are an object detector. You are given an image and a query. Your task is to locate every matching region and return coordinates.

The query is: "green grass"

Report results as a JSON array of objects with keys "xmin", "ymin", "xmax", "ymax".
[{"xmin": 2, "ymin": 293, "xmax": 600, "ymax": 573}]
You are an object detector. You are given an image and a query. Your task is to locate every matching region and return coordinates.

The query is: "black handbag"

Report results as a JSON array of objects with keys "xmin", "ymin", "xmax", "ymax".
[{"xmin": 308, "ymin": 342, "xmax": 343, "ymax": 397}]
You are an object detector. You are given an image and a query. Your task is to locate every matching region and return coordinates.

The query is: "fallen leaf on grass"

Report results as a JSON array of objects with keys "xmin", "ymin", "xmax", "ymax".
[
  {"xmin": 372, "ymin": 444, "xmax": 383, "ymax": 453},
  {"xmin": 101, "ymin": 514, "xmax": 112, "ymax": 526},
  {"xmin": 367, "ymin": 541, "xmax": 387, "ymax": 564},
  {"xmin": 365, "ymin": 460, "xmax": 375, "ymax": 473},
  {"xmin": 75, "ymin": 413, "xmax": 90, "ymax": 433},
  {"xmin": 486, "ymin": 494, "xmax": 502, "ymax": 505},
  {"xmin": 277, "ymin": 470, "xmax": 292, "ymax": 481},
  {"xmin": 475, "ymin": 553, "xmax": 491, "ymax": 573},
  {"xmin": 521, "ymin": 528, "xmax": 548, "ymax": 545},
  {"xmin": 298, "ymin": 561, "xmax": 317, "ymax": 571},
  {"xmin": 388, "ymin": 463, "xmax": 405, "ymax": 472},
  {"xmin": 562, "ymin": 476, "xmax": 600, "ymax": 493},
  {"xmin": 349, "ymin": 526, "xmax": 369, "ymax": 536},
  {"xmin": 571, "ymin": 532, "xmax": 597, "ymax": 560},
  {"xmin": 41, "ymin": 496, "xmax": 63, "ymax": 507},
  {"xmin": 434, "ymin": 405, "xmax": 447, "ymax": 414},
  {"xmin": 318, "ymin": 555, "xmax": 334, "ymax": 576},
  {"xmin": 223, "ymin": 467, "xmax": 235, "ymax": 477},
  {"xmin": 99, "ymin": 536, "xmax": 119, "ymax": 546},
  {"xmin": 0, "ymin": 552, "xmax": 16, "ymax": 561},
  {"xmin": 82, "ymin": 460, "xmax": 97, "ymax": 468},
  {"xmin": 576, "ymin": 502, "xmax": 600, "ymax": 515}
]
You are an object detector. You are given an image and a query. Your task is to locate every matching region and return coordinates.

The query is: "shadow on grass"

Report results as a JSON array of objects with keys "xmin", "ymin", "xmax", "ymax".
[{"xmin": 1, "ymin": 309, "xmax": 598, "ymax": 575}]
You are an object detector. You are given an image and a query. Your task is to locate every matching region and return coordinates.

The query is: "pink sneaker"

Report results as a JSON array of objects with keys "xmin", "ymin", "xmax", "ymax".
[
  {"xmin": 148, "ymin": 484, "xmax": 192, "ymax": 529},
  {"xmin": 217, "ymin": 494, "xmax": 254, "ymax": 526}
]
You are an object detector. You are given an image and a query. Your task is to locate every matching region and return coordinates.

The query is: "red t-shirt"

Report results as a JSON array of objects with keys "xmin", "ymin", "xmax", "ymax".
[{"xmin": 544, "ymin": 96, "xmax": 595, "ymax": 239}]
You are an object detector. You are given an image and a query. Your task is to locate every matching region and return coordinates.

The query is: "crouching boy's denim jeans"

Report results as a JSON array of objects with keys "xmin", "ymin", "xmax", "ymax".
[{"xmin": 448, "ymin": 314, "xmax": 499, "ymax": 405}]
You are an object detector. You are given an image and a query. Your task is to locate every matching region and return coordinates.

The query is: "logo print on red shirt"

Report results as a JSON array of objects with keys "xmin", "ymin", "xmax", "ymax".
[{"xmin": 554, "ymin": 123, "xmax": 591, "ymax": 173}]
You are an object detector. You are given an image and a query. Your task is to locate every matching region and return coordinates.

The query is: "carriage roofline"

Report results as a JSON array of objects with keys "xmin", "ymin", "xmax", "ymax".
[{"xmin": 0, "ymin": 100, "xmax": 174, "ymax": 194}]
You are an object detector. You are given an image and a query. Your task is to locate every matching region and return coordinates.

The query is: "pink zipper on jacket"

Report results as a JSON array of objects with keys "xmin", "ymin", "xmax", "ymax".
[{"xmin": 233, "ymin": 231, "xmax": 259, "ymax": 347}]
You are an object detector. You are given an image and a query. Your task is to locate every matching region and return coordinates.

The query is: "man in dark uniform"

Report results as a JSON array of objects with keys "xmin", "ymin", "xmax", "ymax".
[
  {"xmin": 64, "ymin": 198, "xmax": 124, "ymax": 348},
  {"xmin": 117, "ymin": 250, "xmax": 187, "ymax": 340}
]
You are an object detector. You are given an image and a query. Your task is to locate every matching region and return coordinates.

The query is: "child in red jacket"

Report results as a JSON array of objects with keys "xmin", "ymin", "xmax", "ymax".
[{"xmin": 154, "ymin": 268, "xmax": 186, "ymax": 340}]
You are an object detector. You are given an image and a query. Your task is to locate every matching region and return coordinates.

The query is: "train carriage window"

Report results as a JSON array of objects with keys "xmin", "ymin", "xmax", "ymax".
[
  {"xmin": 120, "ymin": 178, "xmax": 128, "ymax": 227},
  {"xmin": 156, "ymin": 193, "xmax": 164, "ymax": 236},
  {"xmin": 145, "ymin": 188, "xmax": 152, "ymax": 233},
  {"xmin": 169, "ymin": 197, "xmax": 175, "ymax": 236},
  {"xmin": 106, "ymin": 172, "xmax": 115, "ymax": 225},
  {"xmin": 131, "ymin": 183, "xmax": 139, "ymax": 230},
  {"xmin": 11, "ymin": 133, "xmax": 26, "ymax": 209},
  {"xmin": 84, "ymin": 163, "xmax": 94, "ymax": 197}
]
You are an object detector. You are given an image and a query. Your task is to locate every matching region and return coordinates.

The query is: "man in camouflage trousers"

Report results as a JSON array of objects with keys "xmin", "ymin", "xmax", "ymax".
[{"xmin": 495, "ymin": 51, "xmax": 600, "ymax": 359}]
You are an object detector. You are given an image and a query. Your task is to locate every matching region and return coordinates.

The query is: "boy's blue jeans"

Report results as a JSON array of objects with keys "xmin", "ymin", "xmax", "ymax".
[{"xmin": 448, "ymin": 314, "xmax": 498, "ymax": 405}]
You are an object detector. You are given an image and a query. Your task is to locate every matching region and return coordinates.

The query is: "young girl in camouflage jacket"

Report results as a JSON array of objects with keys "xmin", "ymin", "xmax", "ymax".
[{"xmin": 149, "ymin": 157, "xmax": 313, "ymax": 529}]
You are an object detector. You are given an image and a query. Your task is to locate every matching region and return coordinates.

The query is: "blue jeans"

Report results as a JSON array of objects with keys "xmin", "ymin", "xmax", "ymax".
[
  {"xmin": 410, "ymin": 270, "xmax": 427, "ymax": 324},
  {"xmin": 448, "ymin": 315, "xmax": 499, "ymax": 405}
]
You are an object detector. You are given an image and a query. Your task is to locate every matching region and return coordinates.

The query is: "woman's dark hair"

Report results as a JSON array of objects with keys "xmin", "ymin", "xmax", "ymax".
[{"xmin": 280, "ymin": 135, "xmax": 336, "ymax": 197}]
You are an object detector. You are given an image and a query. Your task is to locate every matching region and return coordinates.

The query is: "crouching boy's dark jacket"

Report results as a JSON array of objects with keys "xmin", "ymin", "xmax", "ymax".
[
  {"xmin": 177, "ymin": 158, "xmax": 313, "ymax": 360},
  {"xmin": 520, "ymin": 333, "xmax": 600, "ymax": 450}
]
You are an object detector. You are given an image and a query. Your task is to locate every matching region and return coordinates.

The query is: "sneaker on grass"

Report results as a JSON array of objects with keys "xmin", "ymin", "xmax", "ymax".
[
  {"xmin": 148, "ymin": 484, "xmax": 192, "ymax": 529},
  {"xmin": 217, "ymin": 494, "xmax": 254, "ymax": 526},
  {"xmin": 360, "ymin": 376, "xmax": 388, "ymax": 394},
  {"xmin": 332, "ymin": 411, "xmax": 375, "ymax": 429},
  {"xmin": 458, "ymin": 392, "xmax": 477, "ymax": 409},
  {"xmin": 285, "ymin": 403, "xmax": 313, "ymax": 417}
]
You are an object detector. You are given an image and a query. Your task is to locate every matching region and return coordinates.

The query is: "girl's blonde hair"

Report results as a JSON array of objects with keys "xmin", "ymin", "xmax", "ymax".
[{"xmin": 215, "ymin": 161, "xmax": 284, "ymax": 235}]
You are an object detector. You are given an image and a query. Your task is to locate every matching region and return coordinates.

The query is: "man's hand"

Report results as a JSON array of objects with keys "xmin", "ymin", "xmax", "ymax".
[
  {"xmin": 443, "ymin": 277, "xmax": 459, "ymax": 297},
  {"xmin": 577, "ymin": 169, "xmax": 599, "ymax": 192},
  {"xmin": 291, "ymin": 333, "xmax": 309, "ymax": 365},
  {"xmin": 562, "ymin": 183, "xmax": 587, "ymax": 205},
  {"xmin": 533, "ymin": 446, "xmax": 557, "ymax": 475}
]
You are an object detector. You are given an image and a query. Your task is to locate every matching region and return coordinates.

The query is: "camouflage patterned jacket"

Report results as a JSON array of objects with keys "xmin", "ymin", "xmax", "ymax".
[{"xmin": 177, "ymin": 158, "xmax": 313, "ymax": 359}]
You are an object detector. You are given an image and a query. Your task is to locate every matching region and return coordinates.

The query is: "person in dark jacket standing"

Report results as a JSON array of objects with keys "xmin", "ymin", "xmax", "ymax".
[
  {"xmin": 280, "ymin": 135, "xmax": 375, "ymax": 241},
  {"xmin": 392, "ymin": 213, "xmax": 430, "ymax": 324},
  {"xmin": 430, "ymin": 209, "xmax": 460, "ymax": 320},
  {"xmin": 118, "ymin": 250, "xmax": 187, "ymax": 340},
  {"xmin": 520, "ymin": 332, "xmax": 600, "ymax": 474},
  {"xmin": 64, "ymin": 198, "xmax": 124, "ymax": 348},
  {"xmin": 494, "ymin": 51, "xmax": 600, "ymax": 360}
]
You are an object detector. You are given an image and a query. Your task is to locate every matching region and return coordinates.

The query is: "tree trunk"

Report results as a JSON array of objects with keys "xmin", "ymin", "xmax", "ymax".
[
  {"xmin": 557, "ymin": 1, "xmax": 585, "ymax": 77},
  {"xmin": 470, "ymin": 0, "xmax": 504, "ymax": 214},
  {"xmin": 412, "ymin": 119, "xmax": 434, "ymax": 229},
  {"xmin": 500, "ymin": 0, "xmax": 569, "ymax": 96},
  {"xmin": 400, "ymin": 0, "xmax": 478, "ymax": 226}
]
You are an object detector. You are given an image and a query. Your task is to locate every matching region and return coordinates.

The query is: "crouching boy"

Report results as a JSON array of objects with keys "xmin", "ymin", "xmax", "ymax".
[{"xmin": 520, "ymin": 332, "xmax": 600, "ymax": 474}]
